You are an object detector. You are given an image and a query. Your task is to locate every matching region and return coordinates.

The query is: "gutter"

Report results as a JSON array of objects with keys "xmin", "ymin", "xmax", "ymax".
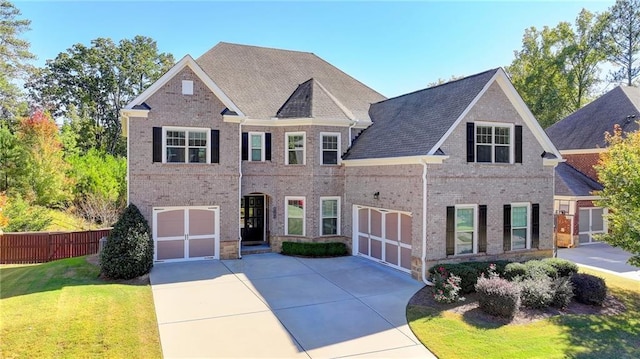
[{"xmin": 421, "ymin": 160, "xmax": 433, "ymax": 285}]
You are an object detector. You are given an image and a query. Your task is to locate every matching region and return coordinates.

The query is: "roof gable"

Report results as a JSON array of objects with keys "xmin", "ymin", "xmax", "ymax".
[
  {"xmin": 275, "ymin": 78, "xmax": 353, "ymax": 120},
  {"xmin": 546, "ymin": 86, "xmax": 640, "ymax": 150}
]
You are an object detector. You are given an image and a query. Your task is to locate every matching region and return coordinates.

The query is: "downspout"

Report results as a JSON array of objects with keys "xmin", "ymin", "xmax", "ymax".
[
  {"xmin": 421, "ymin": 159, "xmax": 433, "ymax": 285},
  {"xmin": 348, "ymin": 120, "xmax": 358, "ymax": 146},
  {"xmin": 238, "ymin": 119, "xmax": 246, "ymax": 259}
]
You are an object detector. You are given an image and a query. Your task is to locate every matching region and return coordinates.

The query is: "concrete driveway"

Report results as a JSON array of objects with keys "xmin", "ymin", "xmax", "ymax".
[
  {"xmin": 149, "ymin": 253, "xmax": 435, "ymax": 358},
  {"xmin": 558, "ymin": 242, "xmax": 640, "ymax": 281}
]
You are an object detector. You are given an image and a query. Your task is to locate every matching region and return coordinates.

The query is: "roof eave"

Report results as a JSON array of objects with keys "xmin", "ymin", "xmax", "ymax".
[{"xmin": 342, "ymin": 155, "xmax": 448, "ymax": 167}]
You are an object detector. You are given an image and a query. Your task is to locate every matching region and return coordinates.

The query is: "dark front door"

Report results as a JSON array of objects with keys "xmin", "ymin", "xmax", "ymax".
[{"xmin": 242, "ymin": 195, "xmax": 265, "ymax": 243}]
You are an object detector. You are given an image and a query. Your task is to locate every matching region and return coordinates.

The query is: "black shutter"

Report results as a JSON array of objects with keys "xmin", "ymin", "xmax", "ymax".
[
  {"xmin": 503, "ymin": 204, "xmax": 511, "ymax": 252},
  {"xmin": 265, "ymin": 133, "xmax": 272, "ymax": 161},
  {"xmin": 152, "ymin": 127, "xmax": 162, "ymax": 163},
  {"xmin": 446, "ymin": 206, "xmax": 455, "ymax": 255},
  {"xmin": 515, "ymin": 125, "xmax": 523, "ymax": 163},
  {"xmin": 479, "ymin": 205, "xmax": 487, "ymax": 253},
  {"xmin": 531, "ymin": 203, "xmax": 540, "ymax": 249},
  {"xmin": 466, "ymin": 122, "xmax": 475, "ymax": 162},
  {"xmin": 241, "ymin": 132, "xmax": 248, "ymax": 161},
  {"xmin": 211, "ymin": 129, "xmax": 219, "ymax": 164}
]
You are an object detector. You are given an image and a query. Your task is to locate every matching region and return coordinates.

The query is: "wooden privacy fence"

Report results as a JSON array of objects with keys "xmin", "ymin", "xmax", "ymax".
[{"xmin": 0, "ymin": 228, "xmax": 112, "ymax": 264}]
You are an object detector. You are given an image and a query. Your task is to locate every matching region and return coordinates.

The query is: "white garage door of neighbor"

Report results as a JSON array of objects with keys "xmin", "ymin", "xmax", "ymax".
[
  {"xmin": 354, "ymin": 205, "xmax": 412, "ymax": 273},
  {"xmin": 152, "ymin": 206, "xmax": 220, "ymax": 261}
]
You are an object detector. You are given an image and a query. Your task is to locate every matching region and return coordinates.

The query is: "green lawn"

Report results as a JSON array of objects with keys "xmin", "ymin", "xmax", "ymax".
[
  {"xmin": 408, "ymin": 267, "xmax": 640, "ymax": 359},
  {"xmin": 0, "ymin": 256, "xmax": 161, "ymax": 358}
]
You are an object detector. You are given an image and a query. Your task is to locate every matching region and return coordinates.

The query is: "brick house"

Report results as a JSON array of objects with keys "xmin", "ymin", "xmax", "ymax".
[
  {"xmin": 546, "ymin": 86, "xmax": 640, "ymax": 248},
  {"xmin": 121, "ymin": 42, "xmax": 562, "ymax": 282}
]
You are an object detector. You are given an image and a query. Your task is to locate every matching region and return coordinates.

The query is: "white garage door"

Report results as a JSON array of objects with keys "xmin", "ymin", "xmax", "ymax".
[
  {"xmin": 353, "ymin": 205, "xmax": 412, "ymax": 273},
  {"xmin": 152, "ymin": 206, "xmax": 220, "ymax": 261}
]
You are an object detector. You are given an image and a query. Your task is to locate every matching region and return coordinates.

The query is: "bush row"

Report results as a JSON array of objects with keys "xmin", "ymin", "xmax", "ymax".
[{"xmin": 281, "ymin": 241, "xmax": 348, "ymax": 257}]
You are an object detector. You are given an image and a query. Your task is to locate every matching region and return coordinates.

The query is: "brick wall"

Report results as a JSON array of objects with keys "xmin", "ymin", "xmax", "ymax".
[{"xmin": 563, "ymin": 153, "xmax": 601, "ymax": 181}]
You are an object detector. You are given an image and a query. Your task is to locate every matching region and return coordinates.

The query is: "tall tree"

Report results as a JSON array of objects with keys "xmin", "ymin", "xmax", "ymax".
[
  {"xmin": 0, "ymin": 1, "xmax": 35, "ymax": 128},
  {"xmin": 27, "ymin": 36, "xmax": 174, "ymax": 155},
  {"xmin": 595, "ymin": 124, "xmax": 640, "ymax": 266},
  {"xmin": 507, "ymin": 10, "xmax": 607, "ymax": 128},
  {"xmin": 603, "ymin": 0, "xmax": 640, "ymax": 86},
  {"xmin": 0, "ymin": 123, "xmax": 27, "ymax": 192}
]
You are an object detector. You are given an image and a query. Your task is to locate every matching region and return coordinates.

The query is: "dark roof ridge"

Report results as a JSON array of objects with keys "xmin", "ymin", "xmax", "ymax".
[
  {"xmin": 562, "ymin": 161, "xmax": 601, "ymax": 185},
  {"xmin": 311, "ymin": 53, "xmax": 387, "ymax": 101},
  {"xmin": 212, "ymin": 41, "xmax": 315, "ymax": 55}
]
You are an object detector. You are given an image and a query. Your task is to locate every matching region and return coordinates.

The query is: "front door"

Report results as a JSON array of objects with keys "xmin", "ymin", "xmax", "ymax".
[
  {"xmin": 242, "ymin": 195, "xmax": 265, "ymax": 243},
  {"xmin": 579, "ymin": 207, "xmax": 605, "ymax": 244}
]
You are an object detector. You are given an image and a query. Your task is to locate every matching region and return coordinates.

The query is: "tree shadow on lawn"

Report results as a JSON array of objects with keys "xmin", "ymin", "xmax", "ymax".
[{"xmin": 0, "ymin": 255, "xmax": 149, "ymax": 299}]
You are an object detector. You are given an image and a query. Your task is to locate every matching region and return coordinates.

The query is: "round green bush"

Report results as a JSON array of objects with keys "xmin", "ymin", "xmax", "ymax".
[
  {"xmin": 100, "ymin": 204, "xmax": 153, "ymax": 280},
  {"xmin": 551, "ymin": 277, "xmax": 574, "ymax": 308},
  {"xmin": 504, "ymin": 262, "xmax": 527, "ymax": 280},
  {"xmin": 523, "ymin": 260, "xmax": 558, "ymax": 279},
  {"xmin": 542, "ymin": 258, "xmax": 579, "ymax": 277},
  {"xmin": 518, "ymin": 276, "xmax": 554, "ymax": 309},
  {"xmin": 571, "ymin": 273, "xmax": 607, "ymax": 306},
  {"xmin": 475, "ymin": 276, "xmax": 521, "ymax": 318}
]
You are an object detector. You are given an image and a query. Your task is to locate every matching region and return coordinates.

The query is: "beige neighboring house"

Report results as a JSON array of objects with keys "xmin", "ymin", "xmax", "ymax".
[
  {"xmin": 121, "ymin": 42, "xmax": 562, "ymax": 282},
  {"xmin": 546, "ymin": 86, "xmax": 640, "ymax": 248}
]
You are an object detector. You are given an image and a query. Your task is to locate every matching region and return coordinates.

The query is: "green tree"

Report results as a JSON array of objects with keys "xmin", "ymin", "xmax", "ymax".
[
  {"xmin": 595, "ymin": 124, "xmax": 640, "ymax": 266},
  {"xmin": 27, "ymin": 36, "xmax": 174, "ymax": 155},
  {"xmin": 1, "ymin": 194, "xmax": 51, "ymax": 232},
  {"xmin": 0, "ymin": 0, "xmax": 35, "ymax": 128},
  {"xmin": 507, "ymin": 10, "xmax": 607, "ymax": 128},
  {"xmin": 603, "ymin": 0, "xmax": 640, "ymax": 85},
  {"xmin": 0, "ymin": 123, "xmax": 28, "ymax": 192}
]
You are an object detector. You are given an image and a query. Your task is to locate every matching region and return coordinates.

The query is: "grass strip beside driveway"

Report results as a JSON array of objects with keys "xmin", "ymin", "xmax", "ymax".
[{"xmin": 0, "ymin": 256, "xmax": 161, "ymax": 358}]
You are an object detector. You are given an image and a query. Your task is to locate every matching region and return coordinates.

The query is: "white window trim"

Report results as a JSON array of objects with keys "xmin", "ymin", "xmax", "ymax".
[
  {"xmin": 475, "ymin": 121, "xmax": 515, "ymax": 164},
  {"xmin": 182, "ymin": 80, "xmax": 194, "ymax": 95},
  {"xmin": 248, "ymin": 132, "xmax": 265, "ymax": 162},
  {"xmin": 320, "ymin": 132, "xmax": 341, "ymax": 166},
  {"xmin": 285, "ymin": 196, "xmax": 306, "ymax": 236},
  {"xmin": 162, "ymin": 126, "xmax": 210, "ymax": 164},
  {"xmin": 285, "ymin": 131, "xmax": 306, "ymax": 165},
  {"xmin": 511, "ymin": 202, "xmax": 531, "ymax": 250},
  {"xmin": 320, "ymin": 196, "xmax": 341, "ymax": 236},
  {"xmin": 455, "ymin": 204, "xmax": 478, "ymax": 255}
]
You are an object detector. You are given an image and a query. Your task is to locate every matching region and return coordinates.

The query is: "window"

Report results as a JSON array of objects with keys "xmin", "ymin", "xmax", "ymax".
[
  {"xmin": 286, "ymin": 132, "xmax": 306, "ymax": 165},
  {"xmin": 249, "ymin": 132, "xmax": 265, "ymax": 161},
  {"xmin": 511, "ymin": 204, "xmax": 529, "ymax": 250},
  {"xmin": 182, "ymin": 80, "xmax": 193, "ymax": 95},
  {"xmin": 321, "ymin": 133, "xmax": 340, "ymax": 165},
  {"xmin": 455, "ymin": 206, "xmax": 477, "ymax": 255},
  {"xmin": 504, "ymin": 203, "xmax": 539, "ymax": 251},
  {"xmin": 242, "ymin": 132, "xmax": 271, "ymax": 161},
  {"xmin": 164, "ymin": 127, "xmax": 209, "ymax": 163},
  {"xmin": 320, "ymin": 197, "xmax": 340, "ymax": 235},
  {"xmin": 476, "ymin": 124, "xmax": 511, "ymax": 163},
  {"xmin": 285, "ymin": 196, "xmax": 305, "ymax": 235}
]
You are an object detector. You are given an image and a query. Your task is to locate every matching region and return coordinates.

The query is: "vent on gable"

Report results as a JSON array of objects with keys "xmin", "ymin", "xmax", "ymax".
[{"xmin": 182, "ymin": 80, "xmax": 194, "ymax": 95}]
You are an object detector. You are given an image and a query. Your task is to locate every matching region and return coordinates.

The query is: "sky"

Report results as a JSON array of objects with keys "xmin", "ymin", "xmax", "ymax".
[{"xmin": 15, "ymin": 0, "xmax": 615, "ymax": 98}]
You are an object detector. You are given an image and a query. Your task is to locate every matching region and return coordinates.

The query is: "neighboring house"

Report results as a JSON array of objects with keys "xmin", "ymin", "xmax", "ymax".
[
  {"xmin": 546, "ymin": 86, "xmax": 640, "ymax": 247},
  {"xmin": 121, "ymin": 42, "xmax": 562, "ymax": 282}
]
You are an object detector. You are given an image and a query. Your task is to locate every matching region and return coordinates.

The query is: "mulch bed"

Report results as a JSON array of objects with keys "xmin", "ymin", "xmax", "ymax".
[{"xmin": 409, "ymin": 285, "xmax": 626, "ymax": 325}]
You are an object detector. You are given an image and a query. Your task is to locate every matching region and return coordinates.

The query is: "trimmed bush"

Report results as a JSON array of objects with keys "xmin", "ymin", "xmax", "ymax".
[
  {"xmin": 542, "ymin": 258, "xmax": 579, "ymax": 277},
  {"xmin": 518, "ymin": 276, "xmax": 554, "ymax": 309},
  {"xmin": 100, "ymin": 204, "xmax": 153, "ymax": 280},
  {"xmin": 571, "ymin": 273, "xmax": 607, "ymax": 306},
  {"xmin": 429, "ymin": 264, "xmax": 478, "ymax": 294},
  {"xmin": 431, "ymin": 266, "xmax": 464, "ymax": 303},
  {"xmin": 523, "ymin": 260, "xmax": 558, "ymax": 279},
  {"xmin": 465, "ymin": 260, "xmax": 511, "ymax": 278},
  {"xmin": 551, "ymin": 277, "xmax": 574, "ymax": 308},
  {"xmin": 475, "ymin": 276, "xmax": 521, "ymax": 318},
  {"xmin": 504, "ymin": 262, "xmax": 527, "ymax": 280},
  {"xmin": 281, "ymin": 242, "xmax": 348, "ymax": 257}
]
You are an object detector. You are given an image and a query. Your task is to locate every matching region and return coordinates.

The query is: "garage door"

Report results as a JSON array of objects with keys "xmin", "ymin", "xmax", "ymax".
[
  {"xmin": 152, "ymin": 206, "xmax": 220, "ymax": 261},
  {"xmin": 354, "ymin": 205, "xmax": 412, "ymax": 273}
]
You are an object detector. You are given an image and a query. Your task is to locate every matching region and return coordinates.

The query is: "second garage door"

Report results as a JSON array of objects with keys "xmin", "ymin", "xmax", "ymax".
[
  {"xmin": 152, "ymin": 206, "xmax": 220, "ymax": 261},
  {"xmin": 354, "ymin": 205, "xmax": 412, "ymax": 273}
]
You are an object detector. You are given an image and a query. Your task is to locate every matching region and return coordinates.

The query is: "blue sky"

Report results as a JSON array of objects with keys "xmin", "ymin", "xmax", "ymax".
[{"xmin": 16, "ymin": 1, "xmax": 614, "ymax": 98}]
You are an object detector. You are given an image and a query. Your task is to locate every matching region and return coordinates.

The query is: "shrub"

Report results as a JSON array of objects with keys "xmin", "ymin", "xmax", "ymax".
[
  {"xmin": 281, "ymin": 242, "xmax": 348, "ymax": 257},
  {"xmin": 475, "ymin": 276, "xmax": 521, "ymax": 318},
  {"xmin": 571, "ymin": 273, "xmax": 607, "ymax": 306},
  {"xmin": 542, "ymin": 258, "xmax": 579, "ymax": 277},
  {"xmin": 518, "ymin": 276, "xmax": 554, "ymax": 309},
  {"xmin": 100, "ymin": 204, "xmax": 153, "ymax": 280},
  {"xmin": 504, "ymin": 262, "xmax": 527, "ymax": 280},
  {"xmin": 1, "ymin": 195, "xmax": 52, "ymax": 232},
  {"xmin": 523, "ymin": 260, "xmax": 558, "ymax": 279},
  {"xmin": 431, "ymin": 266, "xmax": 464, "ymax": 303},
  {"xmin": 429, "ymin": 264, "xmax": 478, "ymax": 294},
  {"xmin": 551, "ymin": 277, "xmax": 574, "ymax": 308}
]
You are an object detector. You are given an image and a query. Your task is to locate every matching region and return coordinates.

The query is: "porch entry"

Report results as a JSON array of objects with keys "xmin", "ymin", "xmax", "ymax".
[
  {"xmin": 579, "ymin": 207, "xmax": 606, "ymax": 244},
  {"xmin": 241, "ymin": 195, "xmax": 268, "ymax": 244},
  {"xmin": 353, "ymin": 205, "xmax": 412, "ymax": 273},
  {"xmin": 152, "ymin": 206, "xmax": 220, "ymax": 261}
]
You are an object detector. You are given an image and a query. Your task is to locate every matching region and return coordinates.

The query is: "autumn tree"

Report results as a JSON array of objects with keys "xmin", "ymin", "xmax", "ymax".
[
  {"xmin": 603, "ymin": 0, "xmax": 640, "ymax": 85},
  {"xmin": 595, "ymin": 124, "xmax": 640, "ymax": 266},
  {"xmin": 27, "ymin": 36, "xmax": 174, "ymax": 155}
]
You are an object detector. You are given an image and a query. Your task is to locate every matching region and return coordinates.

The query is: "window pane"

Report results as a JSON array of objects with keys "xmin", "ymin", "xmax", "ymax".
[
  {"xmin": 322, "ymin": 218, "xmax": 337, "ymax": 235},
  {"xmin": 322, "ymin": 135, "xmax": 338, "ymax": 150},
  {"xmin": 322, "ymin": 151, "xmax": 338, "ymax": 165},
  {"xmin": 322, "ymin": 199, "xmax": 337, "ymax": 217},
  {"xmin": 251, "ymin": 149, "xmax": 262, "ymax": 161},
  {"xmin": 494, "ymin": 127, "xmax": 510, "ymax": 144},
  {"xmin": 251, "ymin": 134, "xmax": 262, "ymax": 148},
  {"xmin": 288, "ymin": 218, "xmax": 303, "ymax": 235},
  {"xmin": 456, "ymin": 208, "xmax": 474, "ymax": 231},
  {"xmin": 456, "ymin": 232, "xmax": 473, "ymax": 254},
  {"xmin": 512, "ymin": 206, "xmax": 527, "ymax": 227},
  {"xmin": 167, "ymin": 147, "xmax": 185, "ymax": 162},
  {"xmin": 166, "ymin": 131, "xmax": 185, "ymax": 146},
  {"xmin": 188, "ymin": 131, "xmax": 207, "ymax": 147},
  {"xmin": 495, "ymin": 146, "xmax": 510, "ymax": 163},
  {"xmin": 477, "ymin": 145, "xmax": 492, "ymax": 162},
  {"xmin": 512, "ymin": 229, "xmax": 527, "ymax": 249},
  {"xmin": 476, "ymin": 126, "xmax": 492, "ymax": 144},
  {"xmin": 287, "ymin": 199, "xmax": 304, "ymax": 215},
  {"xmin": 289, "ymin": 149, "xmax": 304, "ymax": 164},
  {"xmin": 188, "ymin": 148, "xmax": 206, "ymax": 163},
  {"xmin": 288, "ymin": 135, "xmax": 304, "ymax": 149}
]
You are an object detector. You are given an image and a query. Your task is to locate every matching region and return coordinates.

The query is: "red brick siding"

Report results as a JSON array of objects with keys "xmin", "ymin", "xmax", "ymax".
[{"xmin": 563, "ymin": 153, "xmax": 601, "ymax": 181}]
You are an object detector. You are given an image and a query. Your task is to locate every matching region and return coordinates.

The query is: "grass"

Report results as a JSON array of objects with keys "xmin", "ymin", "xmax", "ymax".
[
  {"xmin": 46, "ymin": 208, "xmax": 100, "ymax": 231},
  {"xmin": 407, "ymin": 267, "xmax": 640, "ymax": 359},
  {"xmin": 0, "ymin": 256, "xmax": 161, "ymax": 358}
]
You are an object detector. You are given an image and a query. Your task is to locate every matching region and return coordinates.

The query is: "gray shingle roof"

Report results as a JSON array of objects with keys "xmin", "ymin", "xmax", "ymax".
[
  {"xmin": 276, "ymin": 78, "xmax": 351, "ymax": 120},
  {"xmin": 546, "ymin": 86, "xmax": 640, "ymax": 150},
  {"xmin": 555, "ymin": 162, "xmax": 603, "ymax": 196},
  {"xmin": 196, "ymin": 42, "xmax": 385, "ymax": 120},
  {"xmin": 343, "ymin": 69, "xmax": 499, "ymax": 160}
]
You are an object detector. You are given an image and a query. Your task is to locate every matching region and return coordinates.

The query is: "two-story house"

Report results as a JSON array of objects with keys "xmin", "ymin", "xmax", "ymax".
[
  {"xmin": 121, "ymin": 42, "xmax": 562, "ymax": 282},
  {"xmin": 546, "ymin": 86, "xmax": 640, "ymax": 247}
]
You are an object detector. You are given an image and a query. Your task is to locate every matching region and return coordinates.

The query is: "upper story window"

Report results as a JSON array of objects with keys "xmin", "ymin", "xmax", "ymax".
[
  {"xmin": 250, "ymin": 132, "xmax": 265, "ymax": 161},
  {"xmin": 242, "ymin": 132, "xmax": 271, "ymax": 162},
  {"xmin": 467, "ymin": 122, "xmax": 522, "ymax": 164},
  {"xmin": 152, "ymin": 126, "xmax": 219, "ymax": 164},
  {"xmin": 286, "ymin": 132, "xmax": 306, "ymax": 165},
  {"xmin": 321, "ymin": 132, "xmax": 340, "ymax": 165},
  {"xmin": 182, "ymin": 80, "xmax": 193, "ymax": 95}
]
